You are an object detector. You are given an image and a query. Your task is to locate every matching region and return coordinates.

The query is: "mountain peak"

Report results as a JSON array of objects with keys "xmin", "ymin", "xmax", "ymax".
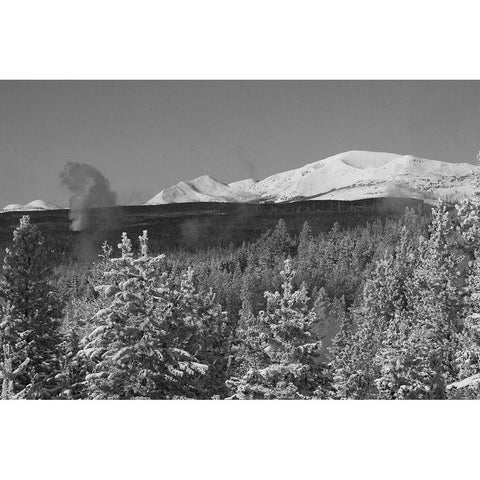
[
  {"xmin": 146, "ymin": 150, "xmax": 477, "ymax": 205},
  {"xmin": 327, "ymin": 150, "xmax": 402, "ymax": 169}
]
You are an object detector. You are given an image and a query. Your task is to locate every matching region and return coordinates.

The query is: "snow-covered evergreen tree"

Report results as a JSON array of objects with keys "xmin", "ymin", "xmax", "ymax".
[
  {"xmin": 173, "ymin": 266, "xmax": 231, "ymax": 398},
  {"xmin": 373, "ymin": 309, "xmax": 448, "ymax": 399},
  {"xmin": 399, "ymin": 201, "xmax": 479, "ymax": 397},
  {"xmin": 449, "ymin": 244, "xmax": 480, "ymax": 398},
  {"xmin": 369, "ymin": 202, "xmax": 479, "ymax": 399},
  {"xmin": 232, "ymin": 297, "xmax": 269, "ymax": 376},
  {"xmin": 444, "ymin": 157, "xmax": 480, "ymax": 397},
  {"xmin": 227, "ymin": 259, "xmax": 330, "ymax": 399},
  {"xmin": 79, "ymin": 232, "xmax": 204, "ymax": 398},
  {"xmin": 297, "ymin": 221, "xmax": 314, "ymax": 275},
  {"xmin": 256, "ymin": 219, "xmax": 295, "ymax": 270},
  {"xmin": 328, "ymin": 312, "xmax": 361, "ymax": 399},
  {"xmin": 330, "ymin": 227, "xmax": 419, "ymax": 398},
  {"xmin": 0, "ymin": 216, "xmax": 63, "ymax": 398},
  {"xmin": 79, "ymin": 231, "xmax": 230, "ymax": 399},
  {"xmin": 0, "ymin": 304, "xmax": 31, "ymax": 399}
]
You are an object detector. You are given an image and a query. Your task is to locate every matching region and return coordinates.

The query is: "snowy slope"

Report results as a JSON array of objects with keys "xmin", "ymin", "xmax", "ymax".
[
  {"xmin": 1, "ymin": 199, "xmax": 62, "ymax": 212},
  {"xmin": 145, "ymin": 175, "xmax": 258, "ymax": 204},
  {"xmin": 147, "ymin": 150, "xmax": 478, "ymax": 204}
]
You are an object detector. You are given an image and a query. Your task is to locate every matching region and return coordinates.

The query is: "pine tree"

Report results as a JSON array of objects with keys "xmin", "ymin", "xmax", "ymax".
[
  {"xmin": 330, "ymin": 227, "xmax": 419, "ymax": 399},
  {"xmin": 399, "ymin": 202, "xmax": 474, "ymax": 396},
  {"xmin": 232, "ymin": 297, "xmax": 269, "ymax": 376},
  {"xmin": 227, "ymin": 259, "xmax": 330, "ymax": 399},
  {"xmin": 0, "ymin": 344, "xmax": 31, "ymax": 400},
  {"xmin": 373, "ymin": 309, "xmax": 448, "ymax": 399},
  {"xmin": 172, "ymin": 266, "xmax": 231, "ymax": 398},
  {"xmin": 443, "ymin": 156, "xmax": 480, "ymax": 397},
  {"xmin": 79, "ymin": 231, "xmax": 213, "ymax": 399},
  {"xmin": 328, "ymin": 313, "xmax": 359, "ymax": 399},
  {"xmin": 0, "ymin": 216, "xmax": 63, "ymax": 398},
  {"xmin": 296, "ymin": 221, "xmax": 320, "ymax": 289},
  {"xmin": 370, "ymin": 202, "xmax": 478, "ymax": 399},
  {"xmin": 297, "ymin": 221, "xmax": 313, "ymax": 266},
  {"xmin": 448, "ymin": 248, "xmax": 480, "ymax": 398},
  {"xmin": 256, "ymin": 219, "xmax": 295, "ymax": 269},
  {"xmin": 311, "ymin": 288, "xmax": 345, "ymax": 350},
  {"xmin": 0, "ymin": 304, "xmax": 31, "ymax": 399}
]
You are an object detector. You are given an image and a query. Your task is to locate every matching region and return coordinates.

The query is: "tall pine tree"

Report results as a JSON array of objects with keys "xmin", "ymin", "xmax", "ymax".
[
  {"xmin": 227, "ymin": 259, "xmax": 331, "ymax": 399},
  {"xmin": 0, "ymin": 216, "xmax": 63, "ymax": 398}
]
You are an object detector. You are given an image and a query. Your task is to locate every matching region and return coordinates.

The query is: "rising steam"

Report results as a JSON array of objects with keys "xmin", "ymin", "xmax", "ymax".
[
  {"xmin": 229, "ymin": 145, "xmax": 257, "ymax": 179},
  {"xmin": 60, "ymin": 162, "xmax": 117, "ymax": 231}
]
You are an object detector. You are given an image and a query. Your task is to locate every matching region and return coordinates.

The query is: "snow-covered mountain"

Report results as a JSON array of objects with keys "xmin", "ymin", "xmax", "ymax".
[
  {"xmin": 146, "ymin": 150, "xmax": 478, "ymax": 205},
  {"xmin": 146, "ymin": 175, "xmax": 259, "ymax": 204},
  {"xmin": 1, "ymin": 200, "xmax": 62, "ymax": 212}
]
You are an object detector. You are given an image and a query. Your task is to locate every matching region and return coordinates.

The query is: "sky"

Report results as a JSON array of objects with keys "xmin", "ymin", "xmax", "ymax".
[{"xmin": 0, "ymin": 80, "xmax": 479, "ymax": 207}]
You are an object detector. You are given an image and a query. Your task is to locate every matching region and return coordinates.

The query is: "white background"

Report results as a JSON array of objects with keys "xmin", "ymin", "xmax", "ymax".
[{"xmin": 1, "ymin": 1, "xmax": 479, "ymax": 478}]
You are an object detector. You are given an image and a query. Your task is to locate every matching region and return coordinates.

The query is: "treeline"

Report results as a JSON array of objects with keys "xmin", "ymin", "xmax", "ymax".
[{"xmin": 1, "ymin": 201, "xmax": 479, "ymax": 399}]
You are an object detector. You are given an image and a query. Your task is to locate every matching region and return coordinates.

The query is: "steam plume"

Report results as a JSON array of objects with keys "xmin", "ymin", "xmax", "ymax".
[
  {"xmin": 60, "ymin": 162, "xmax": 117, "ymax": 231},
  {"xmin": 229, "ymin": 146, "xmax": 257, "ymax": 179}
]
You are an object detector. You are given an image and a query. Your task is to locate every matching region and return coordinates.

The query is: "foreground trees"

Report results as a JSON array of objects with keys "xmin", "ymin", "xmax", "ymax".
[
  {"xmin": 329, "ymin": 199, "xmax": 480, "ymax": 399},
  {"xmin": 79, "ymin": 231, "xmax": 230, "ymax": 399}
]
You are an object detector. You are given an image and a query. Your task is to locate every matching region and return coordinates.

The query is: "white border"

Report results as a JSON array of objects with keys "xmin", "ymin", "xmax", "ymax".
[
  {"xmin": 1, "ymin": 400, "xmax": 479, "ymax": 479},
  {"xmin": 0, "ymin": 0, "xmax": 479, "ymax": 79},
  {"xmin": 1, "ymin": 1, "xmax": 479, "ymax": 478}
]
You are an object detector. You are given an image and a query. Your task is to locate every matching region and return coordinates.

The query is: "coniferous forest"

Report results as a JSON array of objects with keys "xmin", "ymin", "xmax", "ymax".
[{"xmin": 1, "ymin": 199, "xmax": 480, "ymax": 400}]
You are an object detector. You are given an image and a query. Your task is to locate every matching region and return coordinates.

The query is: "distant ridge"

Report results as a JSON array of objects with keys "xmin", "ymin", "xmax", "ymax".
[
  {"xmin": 1, "ymin": 199, "xmax": 62, "ymax": 212},
  {"xmin": 146, "ymin": 150, "xmax": 478, "ymax": 205},
  {"xmin": 1, "ymin": 151, "xmax": 476, "ymax": 210}
]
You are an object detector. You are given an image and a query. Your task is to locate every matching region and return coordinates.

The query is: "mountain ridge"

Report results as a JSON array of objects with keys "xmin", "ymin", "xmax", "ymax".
[
  {"xmin": 146, "ymin": 150, "xmax": 478, "ymax": 205},
  {"xmin": 1, "ymin": 199, "xmax": 63, "ymax": 212}
]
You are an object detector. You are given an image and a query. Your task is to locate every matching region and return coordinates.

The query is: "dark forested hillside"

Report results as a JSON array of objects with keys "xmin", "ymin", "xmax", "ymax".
[{"xmin": 0, "ymin": 197, "xmax": 426, "ymax": 260}]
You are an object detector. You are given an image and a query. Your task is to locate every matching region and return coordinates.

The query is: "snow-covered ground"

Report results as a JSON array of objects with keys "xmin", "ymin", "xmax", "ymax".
[
  {"xmin": 146, "ymin": 150, "xmax": 478, "ymax": 205},
  {"xmin": 1, "ymin": 199, "xmax": 62, "ymax": 212}
]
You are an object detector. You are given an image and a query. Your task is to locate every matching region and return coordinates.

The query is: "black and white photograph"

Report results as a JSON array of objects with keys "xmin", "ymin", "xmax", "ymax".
[
  {"xmin": 1, "ymin": 1, "xmax": 479, "ymax": 479},
  {"xmin": 2, "ymin": 79, "xmax": 480, "ymax": 401}
]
